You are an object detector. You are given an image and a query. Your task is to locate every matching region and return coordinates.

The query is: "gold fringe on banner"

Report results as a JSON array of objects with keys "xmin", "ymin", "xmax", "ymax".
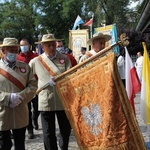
[{"xmin": 56, "ymin": 51, "xmax": 146, "ymax": 150}]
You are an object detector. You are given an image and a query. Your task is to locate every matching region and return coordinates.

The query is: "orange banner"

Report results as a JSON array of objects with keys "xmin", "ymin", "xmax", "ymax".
[{"xmin": 56, "ymin": 52, "xmax": 146, "ymax": 150}]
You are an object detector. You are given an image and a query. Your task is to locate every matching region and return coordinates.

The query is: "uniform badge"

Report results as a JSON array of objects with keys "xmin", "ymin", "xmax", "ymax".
[
  {"xmin": 59, "ymin": 58, "xmax": 65, "ymax": 64},
  {"xmin": 19, "ymin": 67, "xmax": 26, "ymax": 73}
]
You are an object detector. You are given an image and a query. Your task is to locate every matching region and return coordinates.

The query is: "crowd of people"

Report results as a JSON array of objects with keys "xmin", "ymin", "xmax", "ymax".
[{"xmin": 0, "ymin": 31, "xmax": 143, "ymax": 150}]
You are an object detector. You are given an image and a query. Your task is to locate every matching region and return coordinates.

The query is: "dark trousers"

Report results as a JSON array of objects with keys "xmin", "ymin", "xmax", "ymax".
[
  {"xmin": 0, "ymin": 127, "xmax": 26, "ymax": 150},
  {"xmin": 122, "ymin": 79, "xmax": 126, "ymax": 87},
  {"xmin": 41, "ymin": 110, "xmax": 71, "ymax": 150},
  {"xmin": 27, "ymin": 95, "xmax": 40, "ymax": 131}
]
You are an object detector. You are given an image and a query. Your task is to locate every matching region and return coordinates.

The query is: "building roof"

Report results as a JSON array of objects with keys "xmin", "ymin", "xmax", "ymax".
[{"xmin": 136, "ymin": 0, "xmax": 150, "ymax": 33}]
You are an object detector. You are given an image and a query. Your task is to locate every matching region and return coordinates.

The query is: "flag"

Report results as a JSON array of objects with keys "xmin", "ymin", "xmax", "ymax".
[
  {"xmin": 72, "ymin": 15, "xmax": 84, "ymax": 30},
  {"xmin": 125, "ymin": 47, "xmax": 141, "ymax": 113},
  {"xmin": 93, "ymin": 24, "xmax": 119, "ymax": 55},
  {"xmin": 140, "ymin": 42, "xmax": 150, "ymax": 124},
  {"xmin": 111, "ymin": 24, "xmax": 119, "ymax": 54},
  {"xmin": 56, "ymin": 51, "xmax": 146, "ymax": 149},
  {"xmin": 84, "ymin": 17, "xmax": 93, "ymax": 26}
]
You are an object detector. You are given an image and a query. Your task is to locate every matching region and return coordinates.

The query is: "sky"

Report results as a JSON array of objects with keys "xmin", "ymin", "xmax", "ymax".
[{"xmin": 128, "ymin": 0, "xmax": 142, "ymax": 9}]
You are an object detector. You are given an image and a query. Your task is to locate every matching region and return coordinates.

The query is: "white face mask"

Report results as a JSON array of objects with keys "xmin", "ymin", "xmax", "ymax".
[
  {"xmin": 56, "ymin": 47, "xmax": 65, "ymax": 54},
  {"xmin": 6, "ymin": 52, "xmax": 18, "ymax": 62},
  {"xmin": 20, "ymin": 45, "xmax": 29, "ymax": 53}
]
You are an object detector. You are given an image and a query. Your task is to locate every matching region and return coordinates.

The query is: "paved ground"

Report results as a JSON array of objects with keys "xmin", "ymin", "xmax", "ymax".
[{"xmin": 12, "ymin": 93, "xmax": 149, "ymax": 150}]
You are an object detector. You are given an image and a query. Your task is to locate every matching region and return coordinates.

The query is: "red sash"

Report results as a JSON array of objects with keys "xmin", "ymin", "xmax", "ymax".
[
  {"xmin": 38, "ymin": 55, "xmax": 60, "ymax": 76},
  {"xmin": 0, "ymin": 68, "xmax": 25, "ymax": 90}
]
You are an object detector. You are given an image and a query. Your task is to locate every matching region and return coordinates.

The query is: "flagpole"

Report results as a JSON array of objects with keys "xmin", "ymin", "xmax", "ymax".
[
  {"xmin": 90, "ymin": 24, "xmax": 93, "ymax": 38},
  {"xmin": 88, "ymin": 11, "xmax": 94, "ymax": 38}
]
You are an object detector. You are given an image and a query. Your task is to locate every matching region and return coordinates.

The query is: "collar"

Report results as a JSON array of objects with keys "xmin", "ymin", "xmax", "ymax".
[
  {"xmin": 46, "ymin": 51, "xmax": 57, "ymax": 60},
  {"xmin": 2, "ymin": 58, "xmax": 16, "ymax": 69}
]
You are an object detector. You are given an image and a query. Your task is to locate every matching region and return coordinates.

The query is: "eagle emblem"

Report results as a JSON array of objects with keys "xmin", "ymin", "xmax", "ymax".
[{"xmin": 81, "ymin": 103, "xmax": 102, "ymax": 136}]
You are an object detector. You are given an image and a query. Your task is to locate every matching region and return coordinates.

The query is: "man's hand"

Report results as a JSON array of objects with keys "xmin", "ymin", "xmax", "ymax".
[
  {"xmin": 49, "ymin": 76, "xmax": 56, "ymax": 86},
  {"xmin": 9, "ymin": 93, "xmax": 24, "ymax": 108}
]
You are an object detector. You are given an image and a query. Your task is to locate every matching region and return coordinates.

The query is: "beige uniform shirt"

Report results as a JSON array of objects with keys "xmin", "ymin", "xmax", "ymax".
[
  {"xmin": 0, "ymin": 59, "xmax": 37, "ymax": 130},
  {"xmin": 29, "ymin": 52, "xmax": 71, "ymax": 111}
]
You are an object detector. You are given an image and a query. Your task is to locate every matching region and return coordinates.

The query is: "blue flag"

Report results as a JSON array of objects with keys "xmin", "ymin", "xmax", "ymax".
[{"xmin": 72, "ymin": 15, "xmax": 84, "ymax": 30}]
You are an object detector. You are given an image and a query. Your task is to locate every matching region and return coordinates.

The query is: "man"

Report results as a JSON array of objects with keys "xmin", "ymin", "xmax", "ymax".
[
  {"xmin": 56, "ymin": 40, "xmax": 77, "ymax": 67},
  {"xmin": 117, "ymin": 49, "xmax": 125, "ymax": 86},
  {"xmin": 17, "ymin": 38, "xmax": 40, "ymax": 139},
  {"xmin": 0, "ymin": 37, "xmax": 37, "ymax": 150},
  {"xmin": 135, "ymin": 51, "xmax": 143, "ymax": 83},
  {"xmin": 29, "ymin": 34, "xmax": 71, "ymax": 150},
  {"xmin": 78, "ymin": 47, "xmax": 87, "ymax": 61},
  {"xmin": 79, "ymin": 32, "xmax": 111, "ymax": 63}
]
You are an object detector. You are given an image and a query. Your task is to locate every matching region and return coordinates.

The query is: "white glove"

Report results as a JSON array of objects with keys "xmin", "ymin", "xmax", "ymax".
[
  {"xmin": 49, "ymin": 76, "xmax": 56, "ymax": 86},
  {"xmin": 9, "ymin": 93, "xmax": 24, "ymax": 108}
]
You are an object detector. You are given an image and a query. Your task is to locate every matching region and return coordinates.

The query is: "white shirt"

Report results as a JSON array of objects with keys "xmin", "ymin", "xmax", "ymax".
[
  {"xmin": 135, "ymin": 56, "xmax": 143, "ymax": 82},
  {"xmin": 117, "ymin": 55, "xmax": 125, "ymax": 79}
]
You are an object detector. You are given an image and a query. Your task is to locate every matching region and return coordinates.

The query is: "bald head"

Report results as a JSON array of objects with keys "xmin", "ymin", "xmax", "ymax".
[{"xmin": 137, "ymin": 52, "xmax": 142, "ymax": 58}]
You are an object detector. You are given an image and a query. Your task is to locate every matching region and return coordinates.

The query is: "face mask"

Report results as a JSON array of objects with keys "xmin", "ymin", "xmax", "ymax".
[
  {"xmin": 20, "ymin": 45, "xmax": 29, "ymax": 53},
  {"xmin": 7, "ymin": 52, "xmax": 18, "ymax": 62},
  {"xmin": 56, "ymin": 47, "xmax": 65, "ymax": 54}
]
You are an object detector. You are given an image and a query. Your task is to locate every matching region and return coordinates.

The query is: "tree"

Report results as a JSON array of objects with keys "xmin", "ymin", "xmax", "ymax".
[
  {"xmin": 36, "ymin": 0, "xmax": 84, "ymax": 45},
  {"xmin": 0, "ymin": 0, "xmax": 39, "ymax": 45},
  {"xmin": 0, "ymin": 0, "xmax": 145, "ymax": 53}
]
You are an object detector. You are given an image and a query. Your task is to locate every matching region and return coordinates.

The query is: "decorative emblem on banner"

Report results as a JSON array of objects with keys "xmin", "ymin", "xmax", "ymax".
[
  {"xmin": 59, "ymin": 58, "xmax": 65, "ymax": 64},
  {"xmin": 19, "ymin": 67, "xmax": 26, "ymax": 73},
  {"xmin": 81, "ymin": 103, "xmax": 102, "ymax": 136}
]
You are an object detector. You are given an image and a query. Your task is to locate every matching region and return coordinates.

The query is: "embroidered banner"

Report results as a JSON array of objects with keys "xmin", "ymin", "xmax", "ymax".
[{"xmin": 56, "ymin": 51, "xmax": 146, "ymax": 150}]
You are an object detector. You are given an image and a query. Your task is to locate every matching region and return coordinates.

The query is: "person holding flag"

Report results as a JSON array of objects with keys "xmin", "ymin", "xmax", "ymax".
[
  {"xmin": 29, "ymin": 33, "xmax": 72, "ymax": 150},
  {"xmin": 79, "ymin": 32, "xmax": 111, "ymax": 63}
]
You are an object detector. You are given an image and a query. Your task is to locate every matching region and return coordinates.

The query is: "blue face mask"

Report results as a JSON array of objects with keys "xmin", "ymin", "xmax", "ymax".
[
  {"xmin": 7, "ymin": 52, "xmax": 18, "ymax": 62},
  {"xmin": 20, "ymin": 45, "xmax": 29, "ymax": 53}
]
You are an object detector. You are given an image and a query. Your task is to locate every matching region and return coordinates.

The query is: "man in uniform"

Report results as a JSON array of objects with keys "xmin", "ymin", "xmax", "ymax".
[
  {"xmin": 79, "ymin": 32, "xmax": 111, "ymax": 63},
  {"xmin": 0, "ymin": 37, "xmax": 37, "ymax": 150},
  {"xmin": 29, "ymin": 34, "xmax": 71, "ymax": 150}
]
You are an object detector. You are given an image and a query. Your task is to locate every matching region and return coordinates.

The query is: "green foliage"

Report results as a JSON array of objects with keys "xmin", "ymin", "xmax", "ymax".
[
  {"xmin": 0, "ymin": 0, "xmax": 145, "ymax": 52},
  {"xmin": 0, "ymin": 0, "xmax": 39, "ymax": 45},
  {"xmin": 35, "ymin": 0, "xmax": 84, "ymax": 45}
]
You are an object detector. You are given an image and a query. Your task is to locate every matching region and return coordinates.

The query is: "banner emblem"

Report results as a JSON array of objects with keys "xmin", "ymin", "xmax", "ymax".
[
  {"xmin": 81, "ymin": 103, "xmax": 102, "ymax": 136},
  {"xmin": 59, "ymin": 58, "xmax": 65, "ymax": 64},
  {"xmin": 19, "ymin": 67, "xmax": 26, "ymax": 73}
]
